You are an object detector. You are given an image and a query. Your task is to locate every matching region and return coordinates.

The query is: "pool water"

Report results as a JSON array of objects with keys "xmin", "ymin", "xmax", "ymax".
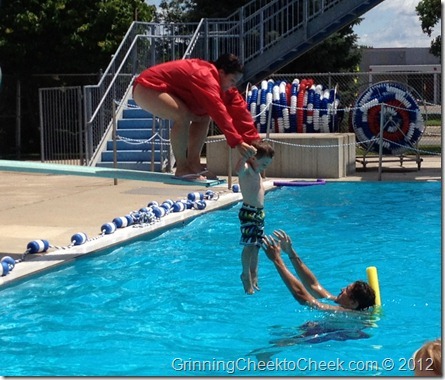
[{"xmin": 0, "ymin": 182, "xmax": 441, "ymax": 376}]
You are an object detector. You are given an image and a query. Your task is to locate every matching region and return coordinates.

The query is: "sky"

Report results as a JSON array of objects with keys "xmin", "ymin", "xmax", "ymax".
[
  {"xmin": 146, "ymin": 0, "xmax": 441, "ymax": 48},
  {"xmin": 353, "ymin": 0, "xmax": 441, "ymax": 48}
]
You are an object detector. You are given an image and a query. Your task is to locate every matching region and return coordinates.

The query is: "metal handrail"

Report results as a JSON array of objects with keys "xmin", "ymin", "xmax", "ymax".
[{"xmin": 83, "ymin": 0, "xmax": 381, "ymax": 167}]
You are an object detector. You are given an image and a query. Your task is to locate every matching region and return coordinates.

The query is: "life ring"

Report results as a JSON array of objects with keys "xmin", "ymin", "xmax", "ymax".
[{"xmin": 352, "ymin": 82, "xmax": 424, "ymax": 155}]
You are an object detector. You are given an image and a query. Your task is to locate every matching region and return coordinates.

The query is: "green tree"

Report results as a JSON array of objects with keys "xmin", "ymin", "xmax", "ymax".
[
  {"xmin": 187, "ymin": 0, "xmax": 241, "ymax": 19},
  {"xmin": 416, "ymin": 0, "xmax": 441, "ymax": 57},
  {"xmin": 0, "ymin": 0, "xmax": 155, "ymax": 157},
  {"xmin": 156, "ymin": 0, "xmax": 194, "ymax": 22},
  {"xmin": 0, "ymin": 0, "xmax": 156, "ymax": 75},
  {"xmin": 279, "ymin": 23, "xmax": 362, "ymax": 73}
]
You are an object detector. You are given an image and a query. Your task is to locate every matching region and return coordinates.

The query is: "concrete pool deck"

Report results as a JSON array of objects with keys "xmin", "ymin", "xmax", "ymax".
[{"xmin": 0, "ymin": 155, "xmax": 441, "ymax": 286}]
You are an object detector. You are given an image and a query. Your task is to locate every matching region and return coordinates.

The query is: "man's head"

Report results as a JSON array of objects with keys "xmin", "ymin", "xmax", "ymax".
[
  {"xmin": 336, "ymin": 281, "xmax": 376, "ymax": 310},
  {"xmin": 249, "ymin": 140, "xmax": 275, "ymax": 172}
]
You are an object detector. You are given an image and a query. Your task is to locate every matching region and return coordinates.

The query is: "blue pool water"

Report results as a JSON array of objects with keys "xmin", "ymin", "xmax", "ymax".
[{"xmin": 0, "ymin": 182, "xmax": 441, "ymax": 376}]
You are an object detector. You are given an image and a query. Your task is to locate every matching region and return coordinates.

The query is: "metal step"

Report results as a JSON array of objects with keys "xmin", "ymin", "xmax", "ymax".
[
  {"xmin": 115, "ymin": 129, "xmax": 156, "ymax": 140},
  {"xmin": 117, "ymin": 118, "xmax": 159, "ymax": 129},
  {"xmin": 101, "ymin": 150, "xmax": 165, "ymax": 162},
  {"xmin": 106, "ymin": 140, "xmax": 167, "ymax": 151},
  {"xmin": 96, "ymin": 161, "xmax": 165, "ymax": 171},
  {"xmin": 122, "ymin": 108, "xmax": 153, "ymax": 119}
]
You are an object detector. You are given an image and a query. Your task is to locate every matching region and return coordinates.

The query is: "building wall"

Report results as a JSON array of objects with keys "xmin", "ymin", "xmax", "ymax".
[{"xmin": 359, "ymin": 48, "xmax": 441, "ymax": 72}]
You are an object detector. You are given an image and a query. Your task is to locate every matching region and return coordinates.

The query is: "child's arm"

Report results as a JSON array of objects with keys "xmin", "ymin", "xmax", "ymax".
[{"xmin": 235, "ymin": 154, "xmax": 250, "ymax": 176}]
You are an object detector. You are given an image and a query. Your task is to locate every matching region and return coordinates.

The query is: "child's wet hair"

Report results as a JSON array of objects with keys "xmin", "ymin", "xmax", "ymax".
[{"xmin": 252, "ymin": 140, "xmax": 275, "ymax": 159}]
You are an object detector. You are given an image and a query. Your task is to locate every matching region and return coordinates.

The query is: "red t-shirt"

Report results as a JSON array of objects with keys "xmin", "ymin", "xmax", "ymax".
[{"xmin": 133, "ymin": 59, "xmax": 260, "ymax": 148}]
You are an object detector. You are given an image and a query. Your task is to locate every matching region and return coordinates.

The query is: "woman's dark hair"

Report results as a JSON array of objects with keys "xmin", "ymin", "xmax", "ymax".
[
  {"xmin": 214, "ymin": 53, "xmax": 244, "ymax": 74},
  {"xmin": 350, "ymin": 281, "xmax": 376, "ymax": 310}
]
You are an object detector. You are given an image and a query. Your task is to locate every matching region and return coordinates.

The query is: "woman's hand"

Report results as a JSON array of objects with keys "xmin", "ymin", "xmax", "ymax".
[{"xmin": 236, "ymin": 142, "xmax": 257, "ymax": 159}]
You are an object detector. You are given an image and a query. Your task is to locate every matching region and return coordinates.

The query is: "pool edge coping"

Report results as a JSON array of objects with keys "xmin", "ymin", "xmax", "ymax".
[{"xmin": 0, "ymin": 182, "xmax": 271, "ymax": 287}]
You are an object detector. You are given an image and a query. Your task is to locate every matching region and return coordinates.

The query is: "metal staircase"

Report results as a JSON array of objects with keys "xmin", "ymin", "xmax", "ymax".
[
  {"xmin": 84, "ymin": 0, "xmax": 385, "ymax": 172},
  {"xmin": 241, "ymin": 0, "xmax": 386, "ymax": 87},
  {"xmin": 96, "ymin": 100, "xmax": 170, "ymax": 171}
]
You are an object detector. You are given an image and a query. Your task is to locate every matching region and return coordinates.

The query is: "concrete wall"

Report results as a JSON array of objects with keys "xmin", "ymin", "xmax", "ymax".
[
  {"xmin": 206, "ymin": 133, "xmax": 356, "ymax": 179},
  {"xmin": 359, "ymin": 48, "xmax": 441, "ymax": 72}
]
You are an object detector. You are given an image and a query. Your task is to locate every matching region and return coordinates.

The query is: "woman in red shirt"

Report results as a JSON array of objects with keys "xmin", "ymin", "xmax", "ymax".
[{"xmin": 133, "ymin": 54, "xmax": 260, "ymax": 180}]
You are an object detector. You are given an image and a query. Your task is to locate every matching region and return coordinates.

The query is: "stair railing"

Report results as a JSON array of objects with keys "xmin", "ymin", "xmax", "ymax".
[
  {"xmin": 84, "ymin": 0, "xmax": 383, "ymax": 168},
  {"xmin": 84, "ymin": 22, "xmax": 200, "ymax": 165}
]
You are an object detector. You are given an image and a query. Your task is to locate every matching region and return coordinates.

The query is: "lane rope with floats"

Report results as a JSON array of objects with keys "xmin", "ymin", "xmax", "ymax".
[
  {"xmin": 1, "ymin": 189, "xmax": 231, "ymax": 277},
  {"xmin": 247, "ymin": 78, "xmax": 340, "ymax": 134}
]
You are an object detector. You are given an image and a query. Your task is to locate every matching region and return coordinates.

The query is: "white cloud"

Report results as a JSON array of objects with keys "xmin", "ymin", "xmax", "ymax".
[
  {"xmin": 376, "ymin": 0, "xmax": 420, "ymax": 14},
  {"xmin": 354, "ymin": 0, "xmax": 441, "ymax": 47}
]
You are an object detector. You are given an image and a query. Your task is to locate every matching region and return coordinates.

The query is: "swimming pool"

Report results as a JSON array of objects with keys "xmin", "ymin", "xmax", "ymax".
[{"xmin": 0, "ymin": 182, "xmax": 440, "ymax": 376}]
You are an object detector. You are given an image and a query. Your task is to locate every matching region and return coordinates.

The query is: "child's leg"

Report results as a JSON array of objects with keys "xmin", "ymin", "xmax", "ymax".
[
  {"xmin": 241, "ymin": 245, "xmax": 256, "ymax": 294},
  {"xmin": 250, "ymin": 246, "xmax": 260, "ymax": 291}
]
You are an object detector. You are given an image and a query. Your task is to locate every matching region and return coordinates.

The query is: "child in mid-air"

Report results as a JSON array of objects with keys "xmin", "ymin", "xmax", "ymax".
[{"xmin": 235, "ymin": 140, "xmax": 275, "ymax": 294}]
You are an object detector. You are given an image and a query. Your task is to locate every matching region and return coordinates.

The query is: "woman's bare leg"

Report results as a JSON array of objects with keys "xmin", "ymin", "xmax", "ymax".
[
  {"xmin": 186, "ymin": 118, "xmax": 217, "ymax": 179},
  {"xmin": 133, "ymin": 84, "xmax": 204, "ymax": 178}
]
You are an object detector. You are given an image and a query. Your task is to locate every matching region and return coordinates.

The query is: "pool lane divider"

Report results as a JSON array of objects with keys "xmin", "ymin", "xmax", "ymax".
[
  {"xmin": 0, "ymin": 159, "xmax": 225, "ymax": 187},
  {"xmin": 0, "ymin": 189, "xmax": 228, "ymax": 278}
]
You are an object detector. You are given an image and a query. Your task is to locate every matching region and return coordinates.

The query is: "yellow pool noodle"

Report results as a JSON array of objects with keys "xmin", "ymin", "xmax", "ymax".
[{"xmin": 366, "ymin": 266, "xmax": 381, "ymax": 306}]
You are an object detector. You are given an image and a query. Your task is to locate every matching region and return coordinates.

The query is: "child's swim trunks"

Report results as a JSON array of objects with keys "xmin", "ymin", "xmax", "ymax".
[{"xmin": 239, "ymin": 203, "xmax": 265, "ymax": 246}]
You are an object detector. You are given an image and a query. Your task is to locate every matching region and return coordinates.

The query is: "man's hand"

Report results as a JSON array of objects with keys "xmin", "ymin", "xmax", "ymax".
[
  {"xmin": 261, "ymin": 235, "xmax": 282, "ymax": 262},
  {"xmin": 273, "ymin": 229, "xmax": 293, "ymax": 254}
]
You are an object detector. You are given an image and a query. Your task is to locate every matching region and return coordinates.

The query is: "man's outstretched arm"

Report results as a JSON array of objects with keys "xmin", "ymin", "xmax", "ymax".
[
  {"xmin": 273, "ymin": 230, "xmax": 335, "ymax": 300},
  {"xmin": 262, "ymin": 235, "xmax": 338, "ymax": 311}
]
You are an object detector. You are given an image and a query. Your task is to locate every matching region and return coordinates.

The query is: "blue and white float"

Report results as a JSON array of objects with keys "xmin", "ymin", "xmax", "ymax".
[
  {"xmin": 248, "ymin": 78, "xmax": 339, "ymax": 133},
  {"xmin": 71, "ymin": 232, "xmax": 88, "ymax": 246}
]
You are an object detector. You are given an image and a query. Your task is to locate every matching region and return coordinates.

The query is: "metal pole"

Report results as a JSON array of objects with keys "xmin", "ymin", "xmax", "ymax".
[
  {"xmin": 16, "ymin": 78, "xmax": 21, "ymax": 159},
  {"xmin": 39, "ymin": 88, "xmax": 45, "ymax": 162},
  {"xmin": 228, "ymin": 146, "xmax": 233, "ymax": 189},
  {"xmin": 112, "ymin": 100, "xmax": 118, "ymax": 185},
  {"xmin": 266, "ymin": 99, "xmax": 273, "ymax": 140},
  {"xmin": 150, "ymin": 117, "xmax": 155, "ymax": 172},
  {"xmin": 378, "ymin": 103, "xmax": 384, "ymax": 181}
]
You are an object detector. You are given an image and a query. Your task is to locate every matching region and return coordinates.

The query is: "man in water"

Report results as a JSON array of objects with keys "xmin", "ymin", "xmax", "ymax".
[{"xmin": 262, "ymin": 230, "xmax": 375, "ymax": 311}]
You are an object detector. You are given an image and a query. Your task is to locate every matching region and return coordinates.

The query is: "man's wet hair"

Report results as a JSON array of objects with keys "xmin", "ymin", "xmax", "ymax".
[{"xmin": 349, "ymin": 281, "xmax": 376, "ymax": 310}]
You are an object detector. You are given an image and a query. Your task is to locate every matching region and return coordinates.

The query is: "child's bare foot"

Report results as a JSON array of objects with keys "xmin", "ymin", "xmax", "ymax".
[
  {"xmin": 252, "ymin": 273, "xmax": 260, "ymax": 291},
  {"xmin": 240, "ymin": 273, "xmax": 254, "ymax": 295}
]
